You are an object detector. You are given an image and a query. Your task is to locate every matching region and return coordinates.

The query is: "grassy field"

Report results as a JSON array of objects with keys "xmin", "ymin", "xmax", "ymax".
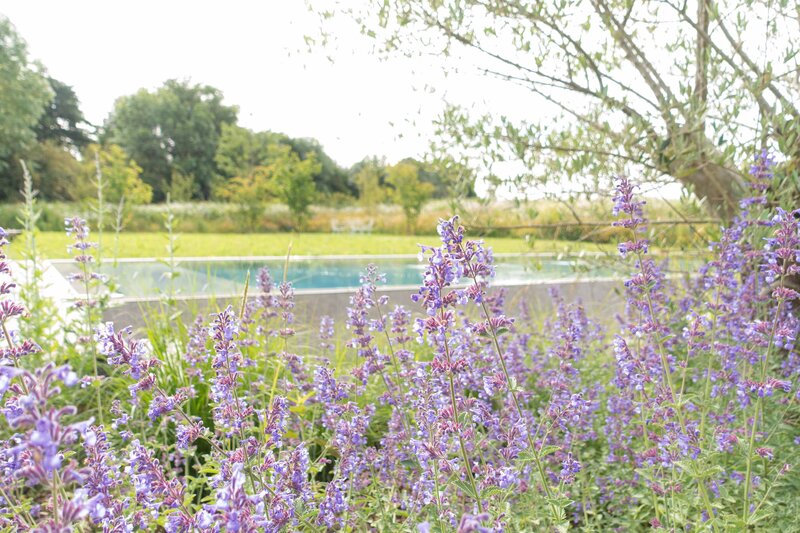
[{"xmin": 10, "ymin": 231, "xmax": 617, "ymax": 260}]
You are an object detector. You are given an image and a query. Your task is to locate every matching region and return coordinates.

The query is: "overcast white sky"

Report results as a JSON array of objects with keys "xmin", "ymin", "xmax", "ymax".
[{"xmin": 0, "ymin": 0, "xmax": 537, "ymax": 170}]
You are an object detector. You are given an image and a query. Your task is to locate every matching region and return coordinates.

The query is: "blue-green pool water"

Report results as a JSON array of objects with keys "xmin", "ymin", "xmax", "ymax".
[{"xmin": 51, "ymin": 254, "xmax": 699, "ymax": 300}]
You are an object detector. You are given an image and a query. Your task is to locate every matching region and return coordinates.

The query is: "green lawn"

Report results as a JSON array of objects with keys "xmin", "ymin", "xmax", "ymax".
[{"xmin": 10, "ymin": 231, "xmax": 616, "ymax": 260}]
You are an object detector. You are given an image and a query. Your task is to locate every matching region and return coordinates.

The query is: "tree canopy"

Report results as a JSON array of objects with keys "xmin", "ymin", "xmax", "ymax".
[
  {"xmin": 0, "ymin": 13, "xmax": 479, "ymax": 211},
  {"xmin": 104, "ymin": 79, "xmax": 239, "ymax": 201},
  {"xmin": 269, "ymin": 144, "xmax": 321, "ymax": 227},
  {"xmin": 215, "ymin": 124, "xmax": 280, "ymax": 181},
  {"xmin": 35, "ymin": 77, "xmax": 92, "ymax": 151},
  {"xmin": 285, "ymin": 136, "xmax": 353, "ymax": 196},
  {"xmin": 218, "ymin": 142, "xmax": 321, "ymax": 230},
  {"xmin": 17, "ymin": 141, "xmax": 85, "ymax": 201},
  {"xmin": 316, "ymin": 0, "xmax": 800, "ymax": 216},
  {"xmin": 385, "ymin": 161, "xmax": 434, "ymax": 232},
  {"xmin": 352, "ymin": 157, "xmax": 388, "ymax": 211},
  {"xmin": 0, "ymin": 16, "xmax": 52, "ymax": 193},
  {"xmin": 83, "ymin": 144, "xmax": 153, "ymax": 205},
  {"xmin": 215, "ymin": 124, "xmax": 351, "ymax": 202}
]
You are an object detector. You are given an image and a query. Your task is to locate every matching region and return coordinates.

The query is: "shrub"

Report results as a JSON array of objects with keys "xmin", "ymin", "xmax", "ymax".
[
  {"xmin": 0, "ymin": 151, "xmax": 797, "ymax": 531},
  {"xmin": 82, "ymin": 144, "xmax": 153, "ymax": 205},
  {"xmin": 386, "ymin": 162, "xmax": 435, "ymax": 233}
]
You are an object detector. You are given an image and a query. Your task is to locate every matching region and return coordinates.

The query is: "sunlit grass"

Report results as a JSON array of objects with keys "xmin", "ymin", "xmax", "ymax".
[{"xmin": 11, "ymin": 231, "xmax": 617, "ymax": 259}]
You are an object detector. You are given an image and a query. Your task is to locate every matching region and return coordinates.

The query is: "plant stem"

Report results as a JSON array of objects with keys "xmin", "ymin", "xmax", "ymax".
[
  {"xmin": 742, "ymin": 295, "xmax": 784, "ymax": 524},
  {"xmin": 459, "ymin": 255, "xmax": 558, "ymax": 517},
  {"xmin": 629, "ymin": 238, "xmax": 719, "ymax": 533},
  {"xmin": 440, "ymin": 313, "xmax": 483, "ymax": 514}
]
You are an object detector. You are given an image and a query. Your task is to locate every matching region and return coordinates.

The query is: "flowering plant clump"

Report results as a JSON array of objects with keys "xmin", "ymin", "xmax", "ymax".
[{"xmin": 0, "ymin": 150, "xmax": 798, "ymax": 531}]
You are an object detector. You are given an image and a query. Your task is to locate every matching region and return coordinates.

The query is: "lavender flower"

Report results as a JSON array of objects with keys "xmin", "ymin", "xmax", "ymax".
[
  {"xmin": 559, "ymin": 454, "xmax": 581, "ymax": 484},
  {"xmin": 209, "ymin": 305, "xmax": 252, "ymax": 435},
  {"xmin": 206, "ymin": 463, "xmax": 263, "ymax": 531},
  {"xmin": 319, "ymin": 315, "xmax": 335, "ymax": 352},
  {"xmin": 317, "ymin": 478, "xmax": 347, "ymax": 530},
  {"xmin": 127, "ymin": 440, "xmax": 187, "ymax": 525}
]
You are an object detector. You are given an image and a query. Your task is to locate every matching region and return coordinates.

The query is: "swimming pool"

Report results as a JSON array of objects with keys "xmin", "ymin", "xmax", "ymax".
[{"xmin": 50, "ymin": 253, "xmax": 699, "ymax": 300}]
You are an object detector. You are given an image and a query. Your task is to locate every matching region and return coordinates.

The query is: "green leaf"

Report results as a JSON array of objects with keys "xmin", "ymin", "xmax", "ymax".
[
  {"xmin": 452, "ymin": 478, "xmax": 479, "ymax": 501},
  {"xmin": 539, "ymin": 445, "xmax": 561, "ymax": 458},
  {"xmin": 481, "ymin": 485, "xmax": 508, "ymax": 499}
]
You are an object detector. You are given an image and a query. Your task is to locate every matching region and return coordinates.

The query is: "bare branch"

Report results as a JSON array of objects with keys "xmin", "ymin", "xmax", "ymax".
[
  {"xmin": 590, "ymin": 0, "xmax": 680, "ymax": 126},
  {"xmin": 502, "ymin": 141, "xmax": 660, "ymax": 172},
  {"xmin": 499, "ymin": 2, "xmax": 664, "ymax": 111},
  {"xmin": 478, "ymin": 65, "xmax": 656, "ymax": 138},
  {"xmin": 706, "ymin": 0, "xmax": 800, "ymax": 118},
  {"xmin": 664, "ymin": 0, "xmax": 800, "ymax": 122}
]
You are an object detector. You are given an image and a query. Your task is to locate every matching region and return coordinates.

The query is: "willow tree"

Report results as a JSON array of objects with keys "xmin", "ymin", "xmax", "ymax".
[{"xmin": 314, "ymin": 1, "xmax": 800, "ymax": 216}]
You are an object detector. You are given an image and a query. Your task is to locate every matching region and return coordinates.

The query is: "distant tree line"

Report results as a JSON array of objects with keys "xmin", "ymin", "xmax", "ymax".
[{"xmin": 0, "ymin": 16, "xmax": 475, "ymax": 230}]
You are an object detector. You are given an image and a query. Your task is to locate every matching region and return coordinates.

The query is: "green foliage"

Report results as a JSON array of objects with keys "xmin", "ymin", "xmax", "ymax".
[
  {"xmin": 353, "ymin": 158, "xmax": 387, "ymax": 211},
  {"xmin": 422, "ymin": 154, "xmax": 478, "ymax": 204},
  {"xmin": 214, "ymin": 127, "xmax": 287, "ymax": 230},
  {"xmin": 34, "ymin": 77, "xmax": 92, "ymax": 151},
  {"xmin": 0, "ymin": 27, "xmax": 93, "ymax": 203},
  {"xmin": 285, "ymin": 136, "xmax": 352, "ymax": 196},
  {"xmin": 0, "ymin": 16, "xmax": 53, "ymax": 199},
  {"xmin": 385, "ymin": 161, "xmax": 434, "ymax": 233},
  {"xmin": 350, "ymin": 155, "xmax": 476, "ymax": 214},
  {"xmin": 399, "ymin": 156, "xmax": 476, "ymax": 201},
  {"xmin": 14, "ymin": 141, "xmax": 86, "ymax": 201},
  {"xmin": 0, "ymin": 17, "xmax": 52, "ymax": 162},
  {"xmin": 82, "ymin": 144, "xmax": 153, "ymax": 205},
  {"xmin": 218, "ymin": 142, "xmax": 321, "ymax": 230},
  {"xmin": 214, "ymin": 123, "xmax": 278, "ymax": 180},
  {"xmin": 217, "ymin": 167, "xmax": 275, "ymax": 231},
  {"xmin": 316, "ymin": 1, "xmax": 800, "ymax": 216},
  {"xmin": 104, "ymin": 79, "xmax": 238, "ymax": 201},
  {"xmin": 169, "ymin": 168, "xmax": 197, "ymax": 202},
  {"xmin": 15, "ymin": 161, "xmax": 58, "ymax": 360},
  {"xmin": 216, "ymin": 124, "xmax": 352, "ymax": 207},
  {"xmin": 270, "ymin": 145, "xmax": 321, "ymax": 228}
]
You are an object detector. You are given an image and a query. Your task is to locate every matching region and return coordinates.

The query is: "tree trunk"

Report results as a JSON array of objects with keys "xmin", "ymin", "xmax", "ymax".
[
  {"xmin": 674, "ymin": 161, "xmax": 745, "ymax": 220},
  {"xmin": 670, "ymin": 1, "xmax": 745, "ymax": 219}
]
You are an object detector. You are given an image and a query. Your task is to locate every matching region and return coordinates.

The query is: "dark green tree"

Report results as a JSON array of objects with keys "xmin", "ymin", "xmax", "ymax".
[
  {"xmin": 218, "ymin": 142, "xmax": 321, "ymax": 230},
  {"xmin": 349, "ymin": 156, "xmax": 388, "ymax": 186},
  {"xmin": 285, "ymin": 137, "xmax": 353, "ymax": 196},
  {"xmin": 215, "ymin": 124, "xmax": 284, "ymax": 180},
  {"xmin": 34, "ymin": 77, "xmax": 92, "ymax": 151},
  {"xmin": 10, "ymin": 141, "xmax": 86, "ymax": 201},
  {"xmin": 397, "ymin": 156, "xmax": 476, "ymax": 199},
  {"xmin": 104, "ymin": 79, "xmax": 238, "ymax": 201},
  {"xmin": 216, "ymin": 125, "xmax": 355, "ymax": 203},
  {"xmin": 0, "ymin": 16, "xmax": 53, "ymax": 199},
  {"xmin": 353, "ymin": 158, "xmax": 388, "ymax": 213},
  {"xmin": 423, "ymin": 154, "xmax": 478, "ymax": 200},
  {"xmin": 386, "ymin": 161, "xmax": 434, "ymax": 233},
  {"xmin": 271, "ymin": 145, "xmax": 322, "ymax": 228}
]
